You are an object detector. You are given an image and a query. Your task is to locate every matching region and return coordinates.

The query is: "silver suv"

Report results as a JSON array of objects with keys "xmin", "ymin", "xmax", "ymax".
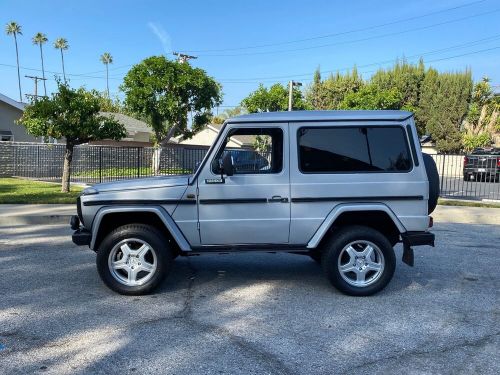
[{"xmin": 71, "ymin": 110, "xmax": 438, "ymax": 296}]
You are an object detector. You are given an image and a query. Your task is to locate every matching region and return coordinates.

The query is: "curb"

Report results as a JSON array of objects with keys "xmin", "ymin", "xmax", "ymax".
[{"xmin": 0, "ymin": 215, "xmax": 73, "ymax": 226}]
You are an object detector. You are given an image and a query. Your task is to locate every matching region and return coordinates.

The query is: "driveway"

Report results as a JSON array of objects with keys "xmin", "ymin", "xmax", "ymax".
[{"xmin": 0, "ymin": 222, "xmax": 499, "ymax": 374}]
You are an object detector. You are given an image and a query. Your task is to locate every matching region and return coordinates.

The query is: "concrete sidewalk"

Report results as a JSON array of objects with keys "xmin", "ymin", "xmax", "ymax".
[{"xmin": 0, "ymin": 203, "xmax": 498, "ymax": 226}]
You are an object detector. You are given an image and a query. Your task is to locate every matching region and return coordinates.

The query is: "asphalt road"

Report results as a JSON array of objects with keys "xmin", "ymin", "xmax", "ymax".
[
  {"xmin": 0, "ymin": 222, "xmax": 499, "ymax": 375},
  {"xmin": 440, "ymin": 176, "xmax": 500, "ymax": 200}
]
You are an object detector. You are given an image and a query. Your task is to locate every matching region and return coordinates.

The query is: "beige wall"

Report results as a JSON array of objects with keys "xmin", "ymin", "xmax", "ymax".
[
  {"xmin": 0, "ymin": 102, "xmax": 38, "ymax": 142},
  {"xmin": 179, "ymin": 127, "xmax": 241, "ymax": 148}
]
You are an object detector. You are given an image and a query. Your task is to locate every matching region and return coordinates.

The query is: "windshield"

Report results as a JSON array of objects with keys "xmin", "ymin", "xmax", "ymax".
[{"xmin": 189, "ymin": 123, "xmax": 227, "ymax": 182}]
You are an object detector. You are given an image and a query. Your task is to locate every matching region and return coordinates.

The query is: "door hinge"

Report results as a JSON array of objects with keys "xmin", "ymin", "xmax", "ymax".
[
  {"xmin": 197, "ymin": 222, "xmax": 200, "ymax": 230},
  {"xmin": 196, "ymin": 186, "xmax": 199, "ymax": 196}
]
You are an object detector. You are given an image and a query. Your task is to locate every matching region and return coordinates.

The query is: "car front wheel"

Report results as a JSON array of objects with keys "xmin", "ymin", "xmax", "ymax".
[
  {"xmin": 96, "ymin": 224, "xmax": 173, "ymax": 295},
  {"xmin": 322, "ymin": 225, "xmax": 396, "ymax": 296}
]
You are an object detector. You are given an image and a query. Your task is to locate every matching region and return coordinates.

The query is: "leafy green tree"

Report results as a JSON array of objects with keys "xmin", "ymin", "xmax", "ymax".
[
  {"xmin": 371, "ymin": 59, "xmax": 425, "ymax": 130},
  {"xmin": 19, "ymin": 82, "xmax": 126, "ymax": 192},
  {"xmin": 54, "ymin": 38, "xmax": 69, "ymax": 82},
  {"xmin": 340, "ymin": 85, "xmax": 402, "ymax": 110},
  {"xmin": 100, "ymin": 52, "xmax": 113, "ymax": 98},
  {"xmin": 419, "ymin": 68, "xmax": 472, "ymax": 152},
  {"xmin": 95, "ymin": 91, "xmax": 124, "ymax": 113},
  {"xmin": 241, "ymin": 83, "xmax": 307, "ymax": 112},
  {"xmin": 306, "ymin": 67, "xmax": 364, "ymax": 110},
  {"xmin": 212, "ymin": 106, "xmax": 244, "ymax": 124},
  {"xmin": 32, "ymin": 32, "xmax": 48, "ymax": 96},
  {"xmin": 5, "ymin": 21, "xmax": 22, "ymax": 101},
  {"xmin": 121, "ymin": 56, "xmax": 222, "ymax": 173}
]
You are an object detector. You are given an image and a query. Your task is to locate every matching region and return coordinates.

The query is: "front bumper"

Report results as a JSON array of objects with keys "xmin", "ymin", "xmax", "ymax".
[{"xmin": 70, "ymin": 214, "xmax": 91, "ymax": 246}]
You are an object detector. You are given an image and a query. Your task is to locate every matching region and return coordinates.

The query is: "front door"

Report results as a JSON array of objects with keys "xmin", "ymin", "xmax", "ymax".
[{"xmin": 197, "ymin": 124, "xmax": 290, "ymax": 245}]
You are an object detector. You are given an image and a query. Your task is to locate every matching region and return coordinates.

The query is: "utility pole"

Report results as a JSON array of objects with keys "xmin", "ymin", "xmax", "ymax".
[
  {"xmin": 25, "ymin": 75, "xmax": 47, "ymax": 101},
  {"xmin": 288, "ymin": 81, "xmax": 302, "ymax": 111},
  {"xmin": 173, "ymin": 52, "xmax": 198, "ymax": 63}
]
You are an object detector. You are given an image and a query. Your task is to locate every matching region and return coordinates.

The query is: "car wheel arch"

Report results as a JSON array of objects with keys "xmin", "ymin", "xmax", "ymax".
[
  {"xmin": 307, "ymin": 204, "xmax": 406, "ymax": 249},
  {"xmin": 90, "ymin": 206, "xmax": 191, "ymax": 252}
]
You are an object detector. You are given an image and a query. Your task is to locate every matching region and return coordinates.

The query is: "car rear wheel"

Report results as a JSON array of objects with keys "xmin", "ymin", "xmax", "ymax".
[
  {"xmin": 96, "ymin": 224, "xmax": 173, "ymax": 295},
  {"xmin": 322, "ymin": 225, "xmax": 396, "ymax": 296}
]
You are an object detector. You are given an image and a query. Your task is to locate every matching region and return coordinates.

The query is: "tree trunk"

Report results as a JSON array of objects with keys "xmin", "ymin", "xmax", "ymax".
[
  {"xmin": 61, "ymin": 143, "xmax": 74, "ymax": 193},
  {"xmin": 14, "ymin": 34, "xmax": 22, "ymax": 101},
  {"xmin": 40, "ymin": 44, "xmax": 47, "ymax": 96},
  {"xmin": 106, "ymin": 64, "xmax": 109, "ymax": 98},
  {"xmin": 151, "ymin": 146, "xmax": 161, "ymax": 175},
  {"xmin": 61, "ymin": 49, "xmax": 66, "ymax": 82}
]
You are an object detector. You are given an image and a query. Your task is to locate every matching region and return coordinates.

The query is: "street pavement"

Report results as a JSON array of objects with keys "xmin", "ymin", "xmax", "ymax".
[{"xmin": 0, "ymin": 220, "xmax": 499, "ymax": 374}]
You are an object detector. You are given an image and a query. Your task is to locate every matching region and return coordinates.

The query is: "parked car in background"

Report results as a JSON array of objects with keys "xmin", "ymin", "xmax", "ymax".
[{"xmin": 463, "ymin": 147, "xmax": 500, "ymax": 182}]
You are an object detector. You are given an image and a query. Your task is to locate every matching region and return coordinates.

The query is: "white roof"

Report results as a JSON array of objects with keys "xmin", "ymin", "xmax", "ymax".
[
  {"xmin": 228, "ymin": 110, "xmax": 413, "ymax": 123},
  {"xmin": 0, "ymin": 93, "xmax": 26, "ymax": 111}
]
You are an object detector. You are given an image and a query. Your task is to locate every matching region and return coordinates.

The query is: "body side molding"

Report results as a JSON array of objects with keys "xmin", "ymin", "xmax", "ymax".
[
  {"xmin": 306, "ymin": 203, "xmax": 407, "ymax": 249},
  {"xmin": 90, "ymin": 206, "xmax": 192, "ymax": 251}
]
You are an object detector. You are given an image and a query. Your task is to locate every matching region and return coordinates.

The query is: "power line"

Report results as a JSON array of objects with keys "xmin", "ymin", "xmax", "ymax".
[
  {"xmin": 195, "ymin": 8, "xmax": 500, "ymax": 57},
  {"xmin": 180, "ymin": 0, "xmax": 490, "ymax": 53},
  {"xmin": 218, "ymin": 34, "xmax": 500, "ymax": 82},
  {"xmin": 218, "ymin": 46, "xmax": 500, "ymax": 85}
]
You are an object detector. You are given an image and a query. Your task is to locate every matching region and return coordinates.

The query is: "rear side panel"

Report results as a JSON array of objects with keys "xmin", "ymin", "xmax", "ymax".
[{"xmin": 289, "ymin": 118, "xmax": 429, "ymax": 245}]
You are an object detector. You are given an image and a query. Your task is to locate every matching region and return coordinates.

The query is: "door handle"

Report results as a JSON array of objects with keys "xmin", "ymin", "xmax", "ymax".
[{"xmin": 268, "ymin": 196, "xmax": 289, "ymax": 203}]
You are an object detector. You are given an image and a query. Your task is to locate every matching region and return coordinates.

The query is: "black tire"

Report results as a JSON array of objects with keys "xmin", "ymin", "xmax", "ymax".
[
  {"xmin": 96, "ymin": 224, "xmax": 173, "ymax": 295},
  {"xmin": 423, "ymin": 154, "xmax": 439, "ymax": 214},
  {"xmin": 321, "ymin": 225, "xmax": 396, "ymax": 296}
]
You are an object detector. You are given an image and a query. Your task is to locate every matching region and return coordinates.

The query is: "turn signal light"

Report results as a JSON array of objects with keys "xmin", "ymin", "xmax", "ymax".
[{"xmin": 463, "ymin": 156, "xmax": 468, "ymax": 166}]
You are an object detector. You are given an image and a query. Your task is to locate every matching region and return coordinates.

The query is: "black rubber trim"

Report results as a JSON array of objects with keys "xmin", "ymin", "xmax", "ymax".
[
  {"xmin": 406, "ymin": 124, "xmax": 420, "ymax": 167},
  {"xmin": 291, "ymin": 196, "xmax": 424, "ymax": 203},
  {"xmin": 83, "ymin": 199, "xmax": 196, "ymax": 206},
  {"xmin": 72, "ymin": 229, "xmax": 92, "ymax": 246},
  {"xmin": 199, "ymin": 198, "xmax": 268, "ymax": 204},
  {"xmin": 190, "ymin": 244, "xmax": 308, "ymax": 252},
  {"xmin": 401, "ymin": 231, "xmax": 435, "ymax": 247},
  {"xmin": 227, "ymin": 115, "xmax": 413, "ymax": 125}
]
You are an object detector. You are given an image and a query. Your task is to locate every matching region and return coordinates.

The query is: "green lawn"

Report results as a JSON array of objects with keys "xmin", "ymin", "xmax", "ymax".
[{"xmin": 0, "ymin": 178, "xmax": 83, "ymax": 204}]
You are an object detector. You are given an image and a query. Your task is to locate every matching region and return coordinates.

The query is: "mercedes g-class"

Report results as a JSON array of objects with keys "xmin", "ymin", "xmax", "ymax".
[{"xmin": 71, "ymin": 110, "xmax": 438, "ymax": 296}]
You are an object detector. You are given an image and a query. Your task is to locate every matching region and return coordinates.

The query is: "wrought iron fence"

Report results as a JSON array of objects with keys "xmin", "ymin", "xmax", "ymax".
[
  {"xmin": 430, "ymin": 153, "xmax": 499, "ymax": 201},
  {"xmin": 0, "ymin": 142, "xmax": 209, "ymax": 184},
  {"xmin": 0, "ymin": 142, "xmax": 499, "ymax": 201}
]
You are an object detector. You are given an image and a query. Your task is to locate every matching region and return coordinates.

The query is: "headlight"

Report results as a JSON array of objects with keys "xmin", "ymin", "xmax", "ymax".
[{"xmin": 81, "ymin": 187, "xmax": 99, "ymax": 196}]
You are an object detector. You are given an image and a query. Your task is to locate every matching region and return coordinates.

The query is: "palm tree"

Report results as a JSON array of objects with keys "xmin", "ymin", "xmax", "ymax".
[
  {"xmin": 32, "ymin": 32, "xmax": 48, "ymax": 96},
  {"xmin": 5, "ymin": 21, "xmax": 23, "ymax": 101},
  {"xmin": 100, "ymin": 52, "xmax": 113, "ymax": 97},
  {"xmin": 53, "ymin": 38, "xmax": 69, "ymax": 82}
]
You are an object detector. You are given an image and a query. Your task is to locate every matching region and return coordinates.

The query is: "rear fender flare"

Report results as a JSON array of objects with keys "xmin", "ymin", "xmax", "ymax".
[{"xmin": 307, "ymin": 203, "xmax": 406, "ymax": 248}]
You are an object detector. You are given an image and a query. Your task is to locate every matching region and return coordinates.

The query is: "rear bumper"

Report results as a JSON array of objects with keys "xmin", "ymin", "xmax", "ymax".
[
  {"xmin": 72, "ymin": 228, "xmax": 91, "ymax": 246},
  {"xmin": 401, "ymin": 231, "xmax": 435, "ymax": 247}
]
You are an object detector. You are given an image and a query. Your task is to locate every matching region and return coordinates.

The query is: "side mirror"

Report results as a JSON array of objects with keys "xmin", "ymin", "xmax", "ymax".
[{"xmin": 221, "ymin": 153, "xmax": 234, "ymax": 177}]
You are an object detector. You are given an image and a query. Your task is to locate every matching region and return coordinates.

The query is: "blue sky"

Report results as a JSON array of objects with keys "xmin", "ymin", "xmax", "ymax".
[{"xmin": 1, "ymin": 0, "xmax": 499, "ymax": 109}]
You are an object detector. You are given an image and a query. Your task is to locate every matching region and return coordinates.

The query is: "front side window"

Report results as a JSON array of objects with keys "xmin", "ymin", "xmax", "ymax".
[
  {"xmin": 298, "ymin": 126, "xmax": 412, "ymax": 173},
  {"xmin": 212, "ymin": 127, "xmax": 283, "ymax": 175}
]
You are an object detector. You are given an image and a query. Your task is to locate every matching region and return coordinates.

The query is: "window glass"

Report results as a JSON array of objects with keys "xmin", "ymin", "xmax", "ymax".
[
  {"xmin": 212, "ymin": 127, "xmax": 283, "ymax": 174},
  {"xmin": 298, "ymin": 126, "xmax": 412, "ymax": 173}
]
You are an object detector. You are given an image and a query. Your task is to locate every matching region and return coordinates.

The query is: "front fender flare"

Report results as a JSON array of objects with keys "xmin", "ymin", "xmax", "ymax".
[
  {"xmin": 307, "ymin": 203, "xmax": 407, "ymax": 249},
  {"xmin": 90, "ymin": 206, "xmax": 191, "ymax": 252}
]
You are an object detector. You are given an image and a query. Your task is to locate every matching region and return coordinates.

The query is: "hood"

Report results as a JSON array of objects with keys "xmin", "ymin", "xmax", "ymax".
[{"xmin": 91, "ymin": 175, "xmax": 191, "ymax": 193}]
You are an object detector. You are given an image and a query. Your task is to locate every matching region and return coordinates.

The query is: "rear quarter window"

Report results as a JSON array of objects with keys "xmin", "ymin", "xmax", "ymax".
[{"xmin": 298, "ymin": 126, "xmax": 412, "ymax": 173}]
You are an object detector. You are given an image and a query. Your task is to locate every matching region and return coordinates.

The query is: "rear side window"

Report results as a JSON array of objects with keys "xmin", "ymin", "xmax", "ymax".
[{"xmin": 298, "ymin": 126, "xmax": 412, "ymax": 173}]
